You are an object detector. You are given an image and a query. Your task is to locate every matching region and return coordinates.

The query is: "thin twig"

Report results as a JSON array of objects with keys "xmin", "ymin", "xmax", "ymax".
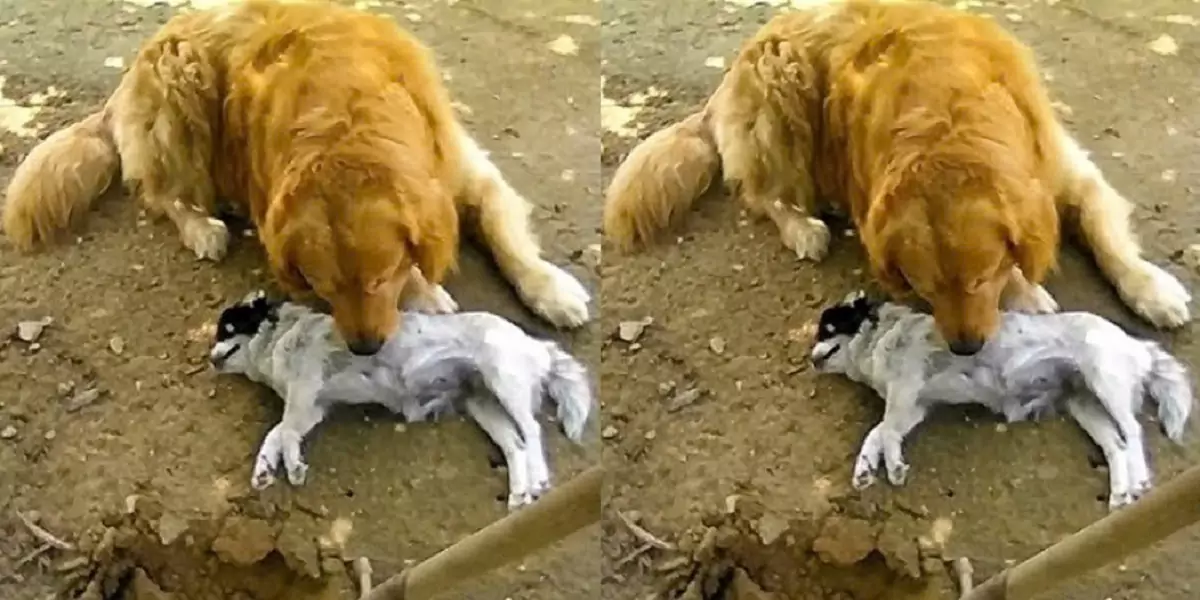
[
  {"xmin": 617, "ymin": 511, "xmax": 675, "ymax": 551},
  {"xmin": 353, "ymin": 557, "xmax": 373, "ymax": 599},
  {"xmin": 614, "ymin": 543, "xmax": 654, "ymax": 569},
  {"xmin": 16, "ymin": 511, "xmax": 74, "ymax": 551},
  {"xmin": 953, "ymin": 557, "xmax": 975, "ymax": 597},
  {"xmin": 14, "ymin": 543, "xmax": 53, "ymax": 569}
]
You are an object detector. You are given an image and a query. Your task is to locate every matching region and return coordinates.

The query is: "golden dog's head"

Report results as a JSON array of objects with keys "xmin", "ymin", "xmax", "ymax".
[
  {"xmin": 862, "ymin": 161, "xmax": 1057, "ymax": 356},
  {"xmin": 262, "ymin": 162, "xmax": 458, "ymax": 356}
]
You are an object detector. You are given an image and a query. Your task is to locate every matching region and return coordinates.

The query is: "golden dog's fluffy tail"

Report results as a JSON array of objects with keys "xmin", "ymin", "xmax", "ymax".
[
  {"xmin": 3, "ymin": 112, "xmax": 119, "ymax": 250},
  {"xmin": 603, "ymin": 112, "xmax": 719, "ymax": 251}
]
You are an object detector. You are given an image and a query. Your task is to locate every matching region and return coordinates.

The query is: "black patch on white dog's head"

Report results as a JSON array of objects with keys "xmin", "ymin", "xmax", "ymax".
[
  {"xmin": 215, "ymin": 290, "xmax": 280, "ymax": 342},
  {"xmin": 816, "ymin": 290, "xmax": 879, "ymax": 341}
]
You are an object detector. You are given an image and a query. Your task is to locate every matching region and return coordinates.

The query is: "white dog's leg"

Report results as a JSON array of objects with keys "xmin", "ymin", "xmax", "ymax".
[
  {"xmin": 252, "ymin": 425, "xmax": 285, "ymax": 490},
  {"xmin": 853, "ymin": 425, "xmax": 884, "ymax": 490},
  {"xmin": 454, "ymin": 128, "xmax": 591, "ymax": 328},
  {"xmin": 1086, "ymin": 377, "xmax": 1153, "ymax": 499},
  {"xmin": 1001, "ymin": 267, "xmax": 1059, "ymax": 314},
  {"xmin": 276, "ymin": 385, "xmax": 330, "ymax": 486},
  {"xmin": 401, "ymin": 266, "xmax": 459, "ymax": 314},
  {"xmin": 1055, "ymin": 128, "xmax": 1190, "ymax": 327},
  {"xmin": 1065, "ymin": 397, "xmax": 1133, "ymax": 510},
  {"xmin": 878, "ymin": 404, "xmax": 928, "ymax": 486},
  {"xmin": 464, "ymin": 397, "xmax": 532, "ymax": 511}
]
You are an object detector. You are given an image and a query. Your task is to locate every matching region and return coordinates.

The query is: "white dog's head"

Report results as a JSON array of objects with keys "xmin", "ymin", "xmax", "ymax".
[
  {"xmin": 810, "ymin": 290, "xmax": 879, "ymax": 373},
  {"xmin": 209, "ymin": 290, "xmax": 280, "ymax": 374}
]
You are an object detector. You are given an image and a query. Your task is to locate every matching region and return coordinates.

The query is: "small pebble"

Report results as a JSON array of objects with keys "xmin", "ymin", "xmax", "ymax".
[
  {"xmin": 709, "ymin": 337, "xmax": 727, "ymax": 355},
  {"xmin": 644, "ymin": 430, "xmax": 657, "ymax": 440},
  {"xmin": 44, "ymin": 430, "xmax": 56, "ymax": 441},
  {"xmin": 16, "ymin": 317, "xmax": 51, "ymax": 343},
  {"xmin": 109, "ymin": 336, "xmax": 126, "ymax": 355},
  {"xmin": 995, "ymin": 423, "xmax": 1008, "ymax": 433},
  {"xmin": 1, "ymin": 425, "xmax": 16, "ymax": 439},
  {"xmin": 617, "ymin": 319, "xmax": 651, "ymax": 343},
  {"xmin": 601, "ymin": 425, "xmax": 620, "ymax": 439},
  {"xmin": 394, "ymin": 423, "xmax": 407, "ymax": 433}
]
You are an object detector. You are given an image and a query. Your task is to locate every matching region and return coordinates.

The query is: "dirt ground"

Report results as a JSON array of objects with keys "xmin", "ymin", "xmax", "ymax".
[
  {"xmin": 601, "ymin": 0, "xmax": 1200, "ymax": 598},
  {"xmin": 0, "ymin": 0, "xmax": 599, "ymax": 599}
]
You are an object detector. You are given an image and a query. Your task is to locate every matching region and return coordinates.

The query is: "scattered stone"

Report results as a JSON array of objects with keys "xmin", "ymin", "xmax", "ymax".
[
  {"xmin": 57, "ymin": 381, "xmax": 75, "ymax": 396},
  {"xmin": 65, "ymin": 388, "xmax": 102, "ymax": 413},
  {"xmin": 1179, "ymin": 244, "xmax": 1200, "ymax": 272},
  {"xmin": 704, "ymin": 56, "xmax": 726, "ymax": 69},
  {"xmin": 666, "ymin": 387, "xmax": 703, "ymax": 412},
  {"xmin": 617, "ymin": 318, "xmax": 652, "ymax": 343},
  {"xmin": 109, "ymin": 336, "xmax": 126, "ymax": 355},
  {"xmin": 15, "ymin": 317, "xmax": 52, "ymax": 342},
  {"xmin": 995, "ymin": 423, "xmax": 1008, "ymax": 433},
  {"xmin": 601, "ymin": 425, "xmax": 620, "ymax": 439},
  {"xmin": 44, "ymin": 430, "xmax": 56, "ymax": 441},
  {"xmin": 579, "ymin": 243, "xmax": 601, "ymax": 269},
  {"xmin": 709, "ymin": 337, "xmax": 727, "ymax": 355},
  {"xmin": 1148, "ymin": 33, "xmax": 1179, "ymax": 56},
  {"xmin": 211, "ymin": 516, "xmax": 276, "ymax": 566},
  {"xmin": 657, "ymin": 380, "xmax": 676, "ymax": 395},
  {"xmin": 644, "ymin": 430, "xmax": 656, "ymax": 440},
  {"xmin": 1, "ymin": 425, "xmax": 16, "ymax": 439},
  {"xmin": 755, "ymin": 513, "xmax": 789, "ymax": 546},
  {"xmin": 157, "ymin": 512, "xmax": 189, "ymax": 546},
  {"xmin": 812, "ymin": 516, "xmax": 877, "ymax": 566},
  {"xmin": 547, "ymin": 34, "xmax": 579, "ymax": 56}
]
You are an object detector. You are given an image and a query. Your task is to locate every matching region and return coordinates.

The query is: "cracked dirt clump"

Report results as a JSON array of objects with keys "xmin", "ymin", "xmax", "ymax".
[
  {"xmin": 651, "ymin": 495, "xmax": 960, "ymax": 600},
  {"xmin": 58, "ymin": 494, "xmax": 359, "ymax": 600}
]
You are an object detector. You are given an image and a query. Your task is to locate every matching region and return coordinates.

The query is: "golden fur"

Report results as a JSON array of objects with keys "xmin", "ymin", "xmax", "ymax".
[
  {"xmin": 4, "ymin": 0, "xmax": 590, "ymax": 352},
  {"xmin": 605, "ymin": 0, "xmax": 1190, "ymax": 352}
]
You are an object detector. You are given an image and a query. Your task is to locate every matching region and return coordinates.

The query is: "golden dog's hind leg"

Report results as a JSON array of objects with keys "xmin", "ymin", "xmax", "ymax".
[
  {"xmin": 454, "ymin": 127, "xmax": 591, "ymax": 328},
  {"xmin": 708, "ymin": 42, "xmax": 830, "ymax": 262},
  {"xmin": 1054, "ymin": 126, "xmax": 1191, "ymax": 327},
  {"xmin": 108, "ymin": 35, "xmax": 228, "ymax": 261}
]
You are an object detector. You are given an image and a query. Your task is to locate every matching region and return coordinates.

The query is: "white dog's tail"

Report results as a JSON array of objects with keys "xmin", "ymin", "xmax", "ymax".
[
  {"xmin": 4, "ymin": 112, "xmax": 120, "ymax": 250},
  {"xmin": 544, "ymin": 343, "xmax": 592, "ymax": 443},
  {"xmin": 1145, "ymin": 343, "xmax": 1193, "ymax": 442}
]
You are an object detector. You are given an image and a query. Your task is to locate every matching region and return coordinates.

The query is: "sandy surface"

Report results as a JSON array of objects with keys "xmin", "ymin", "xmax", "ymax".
[
  {"xmin": 601, "ymin": 0, "xmax": 1200, "ymax": 598},
  {"xmin": 0, "ymin": 0, "xmax": 599, "ymax": 598}
]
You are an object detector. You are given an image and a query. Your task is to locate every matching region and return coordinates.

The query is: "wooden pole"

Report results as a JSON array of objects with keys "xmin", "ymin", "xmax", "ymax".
[
  {"xmin": 961, "ymin": 463, "xmax": 1200, "ymax": 600},
  {"xmin": 361, "ymin": 465, "xmax": 603, "ymax": 600}
]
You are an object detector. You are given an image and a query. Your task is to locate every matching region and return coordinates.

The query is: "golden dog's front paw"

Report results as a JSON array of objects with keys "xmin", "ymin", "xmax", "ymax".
[
  {"xmin": 182, "ymin": 217, "xmax": 230, "ymax": 262},
  {"xmin": 780, "ymin": 216, "xmax": 830, "ymax": 262}
]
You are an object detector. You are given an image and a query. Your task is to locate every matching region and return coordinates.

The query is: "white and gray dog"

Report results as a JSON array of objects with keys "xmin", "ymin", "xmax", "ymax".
[
  {"xmin": 209, "ymin": 290, "xmax": 593, "ymax": 510},
  {"xmin": 810, "ymin": 291, "xmax": 1192, "ymax": 510}
]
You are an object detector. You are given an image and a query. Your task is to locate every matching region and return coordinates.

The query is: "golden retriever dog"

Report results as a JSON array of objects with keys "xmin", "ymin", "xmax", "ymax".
[
  {"xmin": 3, "ymin": 0, "xmax": 590, "ymax": 355},
  {"xmin": 604, "ymin": 0, "xmax": 1190, "ymax": 355}
]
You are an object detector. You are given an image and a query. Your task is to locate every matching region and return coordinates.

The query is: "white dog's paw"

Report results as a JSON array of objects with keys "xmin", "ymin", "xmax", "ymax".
[
  {"xmin": 780, "ymin": 217, "xmax": 831, "ymax": 262},
  {"xmin": 1119, "ymin": 261, "xmax": 1191, "ymax": 328},
  {"xmin": 852, "ymin": 459, "xmax": 876, "ymax": 491},
  {"xmin": 530, "ymin": 478, "xmax": 552, "ymax": 499},
  {"xmin": 517, "ymin": 262, "xmax": 591, "ymax": 328},
  {"xmin": 286, "ymin": 459, "xmax": 309, "ymax": 486},
  {"xmin": 1005, "ymin": 283, "xmax": 1059, "ymax": 314},
  {"xmin": 1108, "ymin": 490, "xmax": 1135, "ymax": 511},
  {"xmin": 507, "ymin": 491, "xmax": 535, "ymax": 511},
  {"xmin": 1132, "ymin": 478, "xmax": 1153, "ymax": 499},
  {"xmin": 251, "ymin": 456, "xmax": 279, "ymax": 491},
  {"xmin": 407, "ymin": 284, "xmax": 459, "ymax": 314},
  {"xmin": 182, "ymin": 217, "xmax": 230, "ymax": 262},
  {"xmin": 887, "ymin": 461, "xmax": 910, "ymax": 486}
]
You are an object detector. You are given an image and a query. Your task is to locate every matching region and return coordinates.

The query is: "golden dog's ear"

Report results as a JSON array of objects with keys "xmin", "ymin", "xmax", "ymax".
[
  {"xmin": 396, "ymin": 180, "xmax": 459, "ymax": 285},
  {"xmin": 1005, "ymin": 184, "xmax": 1059, "ymax": 284},
  {"xmin": 860, "ymin": 199, "xmax": 910, "ymax": 296},
  {"xmin": 261, "ymin": 202, "xmax": 311, "ymax": 295}
]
